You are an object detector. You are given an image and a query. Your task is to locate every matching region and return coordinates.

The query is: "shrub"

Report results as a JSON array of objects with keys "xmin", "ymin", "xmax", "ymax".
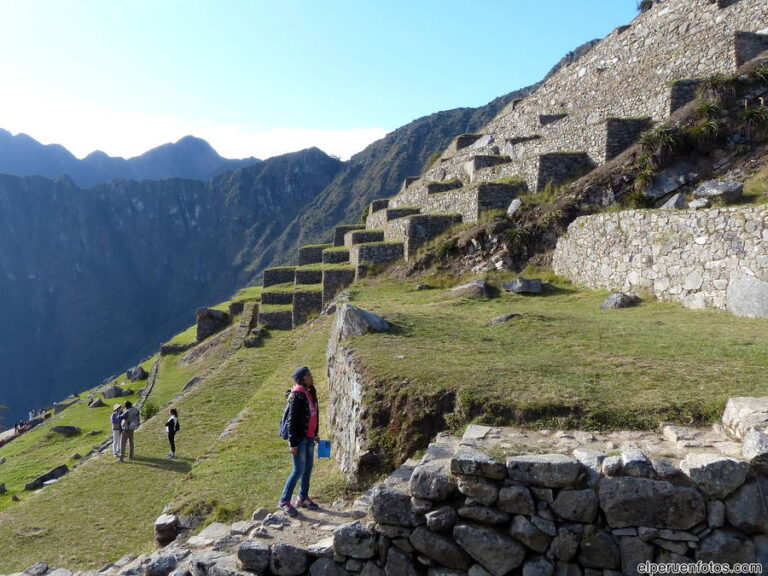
[
  {"xmin": 693, "ymin": 100, "xmax": 721, "ymax": 120},
  {"xmin": 740, "ymin": 106, "xmax": 768, "ymax": 140},
  {"xmin": 686, "ymin": 118, "xmax": 723, "ymax": 148},
  {"xmin": 140, "ymin": 400, "xmax": 159, "ymax": 422},
  {"xmin": 637, "ymin": 0, "xmax": 654, "ymax": 11},
  {"xmin": 424, "ymin": 151, "xmax": 442, "ymax": 171},
  {"xmin": 697, "ymin": 74, "xmax": 739, "ymax": 102},
  {"xmin": 358, "ymin": 204, "xmax": 370, "ymax": 225},
  {"xmin": 639, "ymin": 126, "xmax": 684, "ymax": 167}
]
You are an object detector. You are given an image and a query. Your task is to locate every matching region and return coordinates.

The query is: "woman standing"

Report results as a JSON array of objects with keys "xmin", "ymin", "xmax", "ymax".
[
  {"xmin": 110, "ymin": 404, "xmax": 123, "ymax": 458},
  {"xmin": 165, "ymin": 408, "xmax": 180, "ymax": 458}
]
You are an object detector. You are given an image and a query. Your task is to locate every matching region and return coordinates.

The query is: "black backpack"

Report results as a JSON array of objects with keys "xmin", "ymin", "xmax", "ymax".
[{"xmin": 278, "ymin": 394, "xmax": 291, "ymax": 440}]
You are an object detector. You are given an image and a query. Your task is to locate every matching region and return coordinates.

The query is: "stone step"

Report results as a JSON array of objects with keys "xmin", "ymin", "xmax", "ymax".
[
  {"xmin": 257, "ymin": 307, "xmax": 293, "ymax": 331},
  {"xmin": 344, "ymin": 229, "xmax": 385, "ymax": 248},
  {"xmin": 292, "ymin": 288, "xmax": 323, "ymax": 327},
  {"xmin": 322, "ymin": 246, "xmax": 350, "ymax": 264},
  {"xmin": 400, "ymin": 177, "xmax": 420, "ymax": 194},
  {"xmin": 426, "ymin": 180, "xmax": 463, "ymax": 194},
  {"xmin": 463, "ymin": 154, "xmax": 512, "ymax": 180},
  {"xmin": 298, "ymin": 244, "xmax": 332, "ymax": 266},
  {"xmin": 366, "ymin": 206, "xmax": 421, "ymax": 230},
  {"xmin": 349, "ymin": 241, "xmax": 405, "ymax": 279},
  {"xmin": 294, "ymin": 267, "xmax": 323, "ymax": 285},
  {"xmin": 262, "ymin": 266, "xmax": 296, "ymax": 288},
  {"xmin": 333, "ymin": 225, "xmax": 366, "ymax": 247},
  {"xmin": 384, "ymin": 213, "xmax": 463, "ymax": 259},
  {"xmin": 322, "ymin": 267, "xmax": 356, "ymax": 308},
  {"xmin": 261, "ymin": 289, "xmax": 294, "ymax": 305},
  {"xmin": 421, "ymin": 181, "xmax": 527, "ymax": 222}
]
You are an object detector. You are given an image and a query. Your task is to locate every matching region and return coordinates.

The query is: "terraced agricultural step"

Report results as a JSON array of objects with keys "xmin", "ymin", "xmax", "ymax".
[
  {"xmin": 419, "ymin": 181, "xmax": 527, "ymax": 223},
  {"xmin": 539, "ymin": 113, "xmax": 569, "ymax": 126},
  {"xmin": 258, "ymin": 307, "xmax": 294, "ymax": 331},
  {"xmin": 322, "ymin": 267, "xmax": 356, "ymax": 307},
  {"xmin": 261, "ymin": 290, "xmax": 294, "ymax": 305},
  {"xmin": 534, "ymin": 152, "xmax": 596, "ymax": 191},
  {"xmin": 293, "ymin": 289, "xmax": 323, "ymax": 327},
  {"xmin": 294, "ymin": 267, "xmax": 323, "ymax": 285},
  {"xmin": 349, "ymin": 241, "xmax": 405, "ymax": 278},
  {"xmin": 262, "ymin": 266, "xmax": 296, "ymax": 288},
  {"xmin": 298, "ymin": 244, "xmax": 332, "ymax": 266},
  {"xmin": 384, "ymin": 213, "xmax": 463, "ymax": 258},
  {"xmin": 322, "ymin": 246, "xmax": 350, "ymax": 264},
  {"xmin": 463, "ymin": 154, "xmax": 512, "ymax": 179},
  {"xmin": 366, "ymin": 206, "xmax": 421, "ymax": 230},
  {"xmin": 344, "ymin": 229, "xmax": 384, "ymax": 247},
  {"xmin": 400, "ymin": 177, "xmax": 419, "ymax": 193},
  {"xmin": 426, "ymin": 180, "xmax": 463, "ymax": 194},
  {"xmin": 333, "ymin": 225, "xmax": 366, "ymax": 247}
]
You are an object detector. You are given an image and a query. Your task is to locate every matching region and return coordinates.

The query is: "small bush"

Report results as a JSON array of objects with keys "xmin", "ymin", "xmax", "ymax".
[
  {"xmin": 358, "ymin": 205, "xmax": 370, "ymax": 225},
  {"xmin": 424, "ymin": 151, "xmax": 442, "ymax": 171},
  {"xmin": 633, "ymin": 154, "xmax": 656, "ymax": 191},
  {"xmin": 686, "ymin": 118, "xmax": 723, "ymax": 148},
  {"xmin": 697, "ymin": 74, "xmax": 739, "ymax": 102},
  {"xmin": 140, "ymin": 400, "xmax": 159, "ymax": 422},
  {"xmin": 637, "ymin": 0, "xmax": 654, "ymax": 11},
  {"xmin": 749, "ymin": 65, "xmax": 768, "ymax": 84},
  {"xmin": 740, "ymin": 106, "xmax": 768, "ymax": 140},
  {"xmin": 693, "ymin": 100, "xmax": 721, "ymax": 120},
  {"xmin": 639, "ymin": 126, "xmax": 684, "ymax": 167}
]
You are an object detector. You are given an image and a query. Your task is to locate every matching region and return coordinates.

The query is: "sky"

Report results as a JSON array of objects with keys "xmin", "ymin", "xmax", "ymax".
[{"xmin": 0, "ymin": 1, "xmax": 639, "ymax": 161}]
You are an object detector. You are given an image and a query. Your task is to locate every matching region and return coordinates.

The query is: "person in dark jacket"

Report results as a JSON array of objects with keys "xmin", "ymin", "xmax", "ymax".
[
  {"xmin": 165, "ymin": 408, "xmax": 180, "ymax": 458},
  {"xmin": 278, "ymin": 366, "xmax": 320, "ymax": 516}
]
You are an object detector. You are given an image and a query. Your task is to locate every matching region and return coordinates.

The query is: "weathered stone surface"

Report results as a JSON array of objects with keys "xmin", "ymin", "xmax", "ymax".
[
  {"xmin": 507, "ymin": 454, "xmax": 582, "ymax": 488},
  {"xmin": 660, "ymin": 192, "xmax": 686, "ymax": 210},
  {"xmin": 510, "ymin": 515, "xmax": 552, "ymax": 553},
  {"xmin": 693, "ymin": 180, "xmax": 743, "ymax": 203},
  {"xmin": 450, "ymin": 446, "xmax": 506, "ymax": 480},
  {"xmin": 507, "ymin": 198, "xmax": 522, "ymax": 217},
  {"xmin": 370, "ymin": 485, "xmax": 415, "ymax": 527},
  {"xmin": 645, "ymin": 163, "xmax": 693, "ymax": 199},
  {"xmin": 598, "ymin": 477, "xmax": 706, "ymax": 529},
  {"xmin": 88, "ymin": 398, "xmax": 105, "ymax": 408},
  {"xmin": 360, "ymin": 563, "xmax": 385, "ymax": 576},
  {"xmin": 385, "ymin": 546, "xmax": 418, "ymax": 576},
  {"xmin": 553, "ymin": 562, "xmax": 582, "ymax": 576},
  {"xmin": 270, "ymin": 543, "xmax": 308, "ymax": 576},
  {"xmin": 551, "ymin": 489, "xmax": 598, "ymax": 523},
  {"xmin": 307, "ymin": 537, "xmax": 335, "ymax": 558},
  {"xmin": 696, "ymin": 529, "xmax": 756, "ymax": 563},
  {"xmin": 333, "ymin": 304, "xmax": 391, "ymax": 342},
  {"xmin": 680, "ymin": 453, "xmax": 749, "ymax": 498},
  {"xmin": 25, "ymin": 562, "xmax": 49, "ymax": 576},
  {"xmin": 409, "ymin": 460, "xmax": 458, "ymax": 501},
  {"xmin": 601, "ymin": 456, "xmax": 621, "ymax": 476},
  {"xmin": 620, "ymin": 448, "xmax": 652, "ymax": 478},
  {"xmin": 497, "ymin": 485, "xmax": 535, "ymax": 515},
  {"xmin": 727, "ymin": 272, "xmax": 768, "ymax": 319},
  {"xmin": 742, "ymin": 427, "xmax": 768, "ymax": 463},
  {"xmin": 578, "ymin": 529, "xmax": 619, "ymax": 569},
  {"xmin": 51, "ymin": 426, "xmax": 80, "ymax": 437},
  {"xmin": 725, "ymin": 477, "xmax": 768, "ymax": 533},
  {"xmin": 619, "ymin": 537, "xmax": 654, "ymax": 576},
  {"xmin": 457, "ymin": 503, "xmax": 510, "ymax": 525},
  {"xmin": 531, "ymin": 516, "xmax": 557, "ymax": 537},
  {"xmin": 410, "ymin": 526, "xmax": 472, "ymax": 570},
  {"xmin": 237, "ymin": 540, "xmax": 269, "ymax": 573},
  {"xmin": 502, "ymin": 278, "xmax": 543, "ymax": 295},
  {"xmin": 144, "ymin": 554, "xmax": 178, "ymax": 576},
  {"xmin": 523, "ymin": 556, "xmax": 554, "ymax": 576},
  {"xmin": 102, "ymin": 385, "xmax": 131, "ymax": 398},
  {"xmin": 722, "ymin": 397, "xmax": 768, "ymax": 440},
  {"xmin": 550, "ymin": 526, "xmax": 583, "ymax": 562},
  {"xmin": 25, "ymin": 465, "xmax": 69, "ymax": 490},
  {"xmin": 600, "ymin": 293, "xmax": 640, "ymax": 310},
  {"xmin": 126, "ymin": 365, "xmax": 148, "ymax": 381},
  {"xmin": 454, "ymin": 523, "xmax": 526, "ymax": 576},
  {"xmin": 487, "ymin": 313, "xmax": 521, "ymax": 325},
  {"xmin": 457, "ymin": 476, "xmax": 499, "ymax": 506},
  {"xmin": 426, "ymin": 506, "xmax": 458, "ymax": 533},
  {"xmin": 334, "ymin": 521, "xmax": 376, "ymax": 559},
  {"xmin": 450, "ymin": 280, "xmax": 490, "ymax": 298},
  {"xmin": 309, "ymin": 558, "xmax": 351, "ymax": 576},
  {"xmin": 707, "ymin": 500, "xmax": 725, "ymax": 528},
  {"xmin": 689, "ymin": 197, "xmax": 710, "ymax": 210},
  {"xmin": 651, "ymin": 458, "xmax": 680, "ymax": 480},
  {"xmin": 573, "ymin": 449, "xmax": 605, "ymax": 487}
]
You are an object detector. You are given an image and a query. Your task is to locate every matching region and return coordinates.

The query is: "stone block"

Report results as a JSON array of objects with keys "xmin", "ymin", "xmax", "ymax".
[
  {"xmin": 680, "ymin": 453, "xmax": 750, "ymax": 498},
  {"xmin": 410, "ymin": 526, "xmax": 472, "ymax": 570},
  {"xmin": 696, "ymin": 529, "xmax": 756, "ymax": 563},
  {"xmin": 271, "ymin": 543, "xmax": 308, "ymax": 575},
  {"xmin": 598, "ymin": 477, "xmax": 706, "ymax": 529},
  {"xmin": 725, "ymin": 476, "xmax": 768, "ymax": 533},
  {"xmin": 238, "ymin": 540, "xmax": 270, "ymax": 573},
  {"xmin": 457, "ymin": 502, "xmax": 510, "ymax": 525},
  {"xmin": 722, "ymin": 397, "xmax": 768, "ymax": 440},
  {"xmin": 370, "ymin": 485, "xmax": 416, "ymax": 527},
  {"xmin": 453, "ymin": 523, "xmax": 526, "ymax": 575},
  {"xmin": 742, "ymin": 428, "xmax": 768, "ymax": 463},
  {"xmin": 334, "ymin": 521, "xmax": 375, "ymax": 559},
  {"xmin": 457, "ymin": 476, "xmax": 499, "ymax": 506},
  {"xmin": 726, "ymin": 272, "xmax": 768, "ymax": 319},
  {"xmin": 409, "ymin": 459, "xmax": 458, "ymax": 501},
  {"xmin": 551, "ymin": 489, "xmax": 599, "ymax": 523},
  {"xmin": 510, "ymin": 515, "xmax": 552, "ymax": 553},
  {"xmin": 425, "ymin": 506, "xmax": 458, "ymax": 533},
  {"xmin": 497, "ymin": 485, "xmax": 535, "ymax": 515},
  {"xmin": 506, "ymin": 454, "xmax": 582, "ymax": 488},
  {"xmin": 450, "ymin": 446, "xmax": 506, "ymax": 480}
]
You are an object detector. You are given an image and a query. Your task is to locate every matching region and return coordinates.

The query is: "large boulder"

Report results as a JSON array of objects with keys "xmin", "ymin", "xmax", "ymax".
[
  {"xmin": 692, "ymin": 179, "xmax": 743, "ymax": 203},
  {"xmin": 51, "ymin": 426, "xmax": 80, "ymax": 437},
  {"xmin": 644, "ymin": 162, "xmax": 694, "ymax": 199},
  {"xmin": 195, "ymin": 307, "xmax": 231, "ymax": 342},
  {"xmin": 502, "ymin": 278, "xmax": 543, "ymax": 295},
  {"xmin": 102, "ymin": 385, "xmax": 130, "ymax": 399},
  {"xmin": 600, "ymin": 292, "xmax": 640, "ymax": 310},
  {"xmin": 449, "ymin": 280, "xmax": 491, "ymax": 298},
  {"xmin": 598, "ymin": 477, "xmax": 706, "ymax": 530},
  {"xmin": 126, "ymin": 365, "xmax": 148, "ymax": 381},
  {"xmin": 332, "ymin": 304, "xmax": 391, "ymax": 342},
  {"xmin": 726, "ymin": 272, "xmax": 768, "ymax": 319}
]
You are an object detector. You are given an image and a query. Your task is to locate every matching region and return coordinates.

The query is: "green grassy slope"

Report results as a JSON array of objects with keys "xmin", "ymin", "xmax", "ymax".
[{"xmin": 1, "ymin": 274, "xmax": 766, "ymax": 571}]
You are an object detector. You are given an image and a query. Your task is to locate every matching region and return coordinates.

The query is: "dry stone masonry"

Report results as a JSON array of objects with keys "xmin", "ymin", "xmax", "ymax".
[{"xmin": 552, "ymin": 206, "xmax": 768, "ymax": 317}]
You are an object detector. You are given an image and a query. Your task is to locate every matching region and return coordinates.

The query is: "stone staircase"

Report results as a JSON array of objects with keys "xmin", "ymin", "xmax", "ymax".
[{"xmin": 253, "ymin": 1, "xmax": 767, "ymax": 333}]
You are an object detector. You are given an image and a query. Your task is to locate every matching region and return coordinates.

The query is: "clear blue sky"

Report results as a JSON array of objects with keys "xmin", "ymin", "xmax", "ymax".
[{"xmin": 0, "ymin": 0, "xmax": 639, "ymax": 160}]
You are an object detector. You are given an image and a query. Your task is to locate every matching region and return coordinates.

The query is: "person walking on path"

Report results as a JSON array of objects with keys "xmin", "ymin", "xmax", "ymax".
[
  {"xmin": 278, "ymin": 366, "xmax": 320, "ymax": 517},
  {"xmin": 165, "ymin": 408, "xmax": 180, "ymax": 458},
  {"xmin": 110, "ymin": 404, "xmax": 123, "ymax": 458},
  {"xmin": 118, "ymin": 400, "xmax": 140, "ymax": 462}
]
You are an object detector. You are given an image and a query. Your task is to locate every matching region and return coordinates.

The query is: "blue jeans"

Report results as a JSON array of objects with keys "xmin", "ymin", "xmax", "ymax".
[{"xmin": 280, "ymin": 438, "xmax": 314, "ymax": 503}]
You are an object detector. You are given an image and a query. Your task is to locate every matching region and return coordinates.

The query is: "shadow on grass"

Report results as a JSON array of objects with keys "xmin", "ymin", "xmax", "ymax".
[{"xmin": 126, "ymin": 455, "xmax": 192, "ymax": 472}]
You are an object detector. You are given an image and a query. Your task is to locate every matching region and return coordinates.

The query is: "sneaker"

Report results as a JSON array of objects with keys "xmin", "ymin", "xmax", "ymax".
[
  {"xmin": 279, "ymin": 500, "xmax": 298, "ymax": 517},
  {"xmin": 295, "ymin": 496, "xmax": 319, "ymax": 510}
]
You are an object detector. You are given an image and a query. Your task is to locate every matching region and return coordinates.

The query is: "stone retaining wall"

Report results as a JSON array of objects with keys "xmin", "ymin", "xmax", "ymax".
[
  {"xmin": 263, "ymin": 267, "xmax": 296, "ymax": 288},
  {"xmin": 349, "ymin": 242, "xmax": 405, "ymax": 268},
  {"xmin": 292, "ymin": 291, "xmax": 323, "ymax": 326},
  {"xmin": 257, "ymin": 310, "xmax": 293, "ymax": 331},
  {"xmin": 261, "ymin": 291, "xmax": 293, "ymax": 305},
  {"xmin": 322, "ymin": 268, "xmax": 356, "ymax": 308},
  {"xmin": 298, "ymin": 244, "xmax": 330, "ymax": 266},
  {"xmin": 294, "ymin": 268, "xmax": 322, "ymax": 285},
  {"xmin": 333, "ymin": 225, "xmax": 365, "ymax": 247},
  {"xmin": 322, "ymin": 248, "xmax": 350, "ymax": 264},
  {"xmin": 552, "ymin": 206, "xmax": 768, "ymax": 317},
  {"xmin": 344, "ymin": 230, "xmax": 384, "ymax": 248},
  {"xmin": 384, "ymin": 214, "xmax": 463, "ymax": 258}
]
